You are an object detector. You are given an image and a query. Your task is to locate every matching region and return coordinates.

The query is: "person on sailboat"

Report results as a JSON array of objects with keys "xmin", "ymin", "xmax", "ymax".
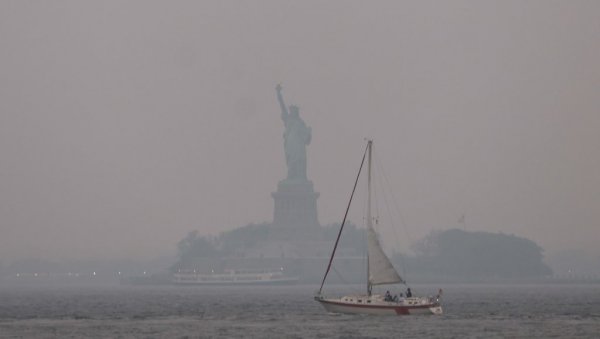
[{"xmin": 314, "ymin": 140, "xmax": 444, "ymax": 315}]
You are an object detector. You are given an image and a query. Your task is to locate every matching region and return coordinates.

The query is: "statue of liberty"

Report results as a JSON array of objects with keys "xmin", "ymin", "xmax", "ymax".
[{"xmin": 276, "ymin": 84, "xmax": 312, "ymax": 181}]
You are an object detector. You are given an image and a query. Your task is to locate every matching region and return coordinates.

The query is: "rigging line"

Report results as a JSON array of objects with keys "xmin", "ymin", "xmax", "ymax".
[
  {"xmin": 361, "ymin": 169, "xmax": 368, "ymax": 232},
  {"xmin": 331, "ymin": 266, "xmax": 346, "ymax": 284},
  {"xmin": 318, "ymin": 141, "xmax": 369, "ymax": 295},
  {"xmin": 362, "ymin": 224, "xmax": 368, "ymax": 289},
  {"xmin": 375, "ymin": 164, "xmax": 408, "ymax": 278},
  {"xmin": 373, "ymin": 148, "xmax": 413, "ymax": 246},
  {"xmin": 373, "ymin": 150, "xmax": 410, "ymax": 279},
  {"xmin": 331, "ymin": 266, "xmax": 360, "ymax": 294},
  {"xmin": 371, "ymin": 164, "xmax": 392, "ymax": 271},
  {"xmin": 336, "ymin": 266, "xmax": 363, "ymax": 296},
  {"xmin": 358, "ymin": 188, "xmax": 369, "ymax": 290},
  {"xmin": 371, "ymin": 153, "xmax": 403, "ymax": 252},
  {"xmin": 373, "ymin": 162, "xmax": 381, "ymax": 229}
]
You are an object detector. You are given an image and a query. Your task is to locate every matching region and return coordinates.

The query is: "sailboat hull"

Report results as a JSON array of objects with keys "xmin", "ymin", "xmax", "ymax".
[
  {"xmin": 316, "ymin": 141, "xmax": 444, "ymax": 316},
  {"xmin": 315, "ymin": 296, "xmax": 443, "ymax": 316}
]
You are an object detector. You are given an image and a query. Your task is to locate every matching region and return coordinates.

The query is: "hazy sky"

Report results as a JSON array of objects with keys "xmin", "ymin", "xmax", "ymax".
[{"xmin": 1, "ymin": 1, "xmax": 599, "ymax": 262}]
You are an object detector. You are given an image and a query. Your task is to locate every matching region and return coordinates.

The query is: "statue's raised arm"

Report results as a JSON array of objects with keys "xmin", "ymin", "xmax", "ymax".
[
  {"xmin": 275, "ymin": 84, "xmax": 311, "ymax": 181},
  {"xmin": 276, "ymin": 84, "xmax": 289, "ymax": 121}
]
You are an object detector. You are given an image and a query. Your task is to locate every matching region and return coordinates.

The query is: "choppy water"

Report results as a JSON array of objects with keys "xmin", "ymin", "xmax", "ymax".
[{"xmin": 0, "ymin": 283, "xmax": 599, "ymax": 338}]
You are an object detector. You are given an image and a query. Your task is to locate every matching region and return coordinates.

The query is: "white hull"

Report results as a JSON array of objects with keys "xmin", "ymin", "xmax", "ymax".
[
  {"xmin": 316, "ymin": 141, "xmax": 444, "ymax": 316},
  {"xmin": 315, "ymin": 294, "xmax": 442, "ymax": 316}
]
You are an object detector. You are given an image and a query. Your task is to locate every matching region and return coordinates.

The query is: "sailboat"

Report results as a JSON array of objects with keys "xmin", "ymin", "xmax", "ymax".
[{"xmin": 314, "ymin": 140, "xmax": 443, "ymax": 315}]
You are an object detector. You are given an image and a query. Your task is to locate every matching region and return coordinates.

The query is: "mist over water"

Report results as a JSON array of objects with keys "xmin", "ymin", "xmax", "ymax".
[
  {"xmin": 2, "ymin": 1, "xmax": 600, "ymax": 337},
  {"xmin": 1, "ymin": 284, "xmax": 599, "ymax": 338},
  {"xmin": 1, "ymin": 0, "xmax": 600, "ymax": 265}
]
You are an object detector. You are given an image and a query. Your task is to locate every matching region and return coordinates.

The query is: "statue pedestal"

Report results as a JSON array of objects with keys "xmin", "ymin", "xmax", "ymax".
[{"xmin": 272, "ymin": 179, "xmax": 320, "ymax": 228}]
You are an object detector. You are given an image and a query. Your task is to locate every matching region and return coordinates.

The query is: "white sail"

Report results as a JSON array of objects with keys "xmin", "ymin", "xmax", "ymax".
[
  {"xmin": 366, "ymin": 140, "xmax": 403, "ymax": 286},
  {"xmin": 367, "ymin": 223, "xmax": 403, "ymax": 285},
  {"xmin": 316, "ymin": 139, "xmax": 443, "ymax": 316}
]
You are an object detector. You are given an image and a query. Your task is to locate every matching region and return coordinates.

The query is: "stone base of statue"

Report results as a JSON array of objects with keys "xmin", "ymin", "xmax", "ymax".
[{"xmin": 272, "ymin": 179, "xmax": 320, "ymax": 228}]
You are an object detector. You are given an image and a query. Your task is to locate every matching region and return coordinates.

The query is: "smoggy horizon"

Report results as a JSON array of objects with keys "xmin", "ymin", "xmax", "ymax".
[{"xmin": 1, "ymin": 1, "xmax": 599, "ymax": 262}]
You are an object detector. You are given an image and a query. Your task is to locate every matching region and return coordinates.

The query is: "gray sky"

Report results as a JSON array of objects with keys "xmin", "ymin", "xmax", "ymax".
[{"xmin": 1, "ymin": 0, "xmax": 599, "ymax": 262}]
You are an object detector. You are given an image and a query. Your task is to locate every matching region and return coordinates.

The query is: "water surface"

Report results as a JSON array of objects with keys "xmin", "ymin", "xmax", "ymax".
[{"xmin": 0, "ymin": 283, "xmax": 598, "ymax": 338}]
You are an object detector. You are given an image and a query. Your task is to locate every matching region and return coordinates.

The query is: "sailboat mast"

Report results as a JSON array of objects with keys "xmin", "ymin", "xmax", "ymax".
[
  {"xmin": 318, "ymin": 142, "xmax": 369, "ymax": 295},
  {"xmin": 366, "ymin": 140, "xmax": 373, "ymax": 296}
]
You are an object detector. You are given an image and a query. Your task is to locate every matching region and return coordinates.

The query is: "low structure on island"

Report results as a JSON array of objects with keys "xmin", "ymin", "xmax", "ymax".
[{"xmin": 171, "ymin": 85, "xmax": 364, "ymax": 284}]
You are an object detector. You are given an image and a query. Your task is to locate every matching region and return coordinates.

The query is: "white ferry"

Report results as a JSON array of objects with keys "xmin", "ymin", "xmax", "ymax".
[{"xmin": 172, "ymin": 268, "xmax": 299, "ymax": 285}]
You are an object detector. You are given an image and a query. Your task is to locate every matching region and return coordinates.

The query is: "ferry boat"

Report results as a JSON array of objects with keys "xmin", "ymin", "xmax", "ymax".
[{"xmin": 172, "ymin": 268, "xmax": 299, "ymax": 285}]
